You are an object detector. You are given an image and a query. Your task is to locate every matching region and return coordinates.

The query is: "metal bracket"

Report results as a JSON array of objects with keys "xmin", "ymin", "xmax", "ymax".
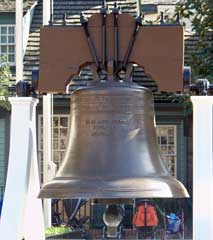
[
  {"xmin": 183, "ymin": 67, "xmax": 213, "ymax": 96},
  {"xmin": 90, "ymin": 64, "xmax": 101, "ymax": 82},
  {"xmin": 122, "ymin": 12, "xmax": 143, "ymax": 72},
  {"xmin": 80, "ymin": 13, "xmax": 101, "ymax": 80},
  {"xmin": 123, "ymin": 64, "xmax": 134, "ymax": 82},
  {"xmin": 190, "ymin": 79, "xmax": 213, "ymax": 96},
  {"xmin": 101, "ymin": 1, "xmax": 108, "ymax": 71},
  {"xmin": 112, "ymin": 2, "xmax": 119, "ymax": 76},
  {"xmin": 183, "ymin": 66, "xmax": 191, "ymax": 90},
  {"xmin": 16, "ymin": 81, "xmax": 32, "ymax": 97}
]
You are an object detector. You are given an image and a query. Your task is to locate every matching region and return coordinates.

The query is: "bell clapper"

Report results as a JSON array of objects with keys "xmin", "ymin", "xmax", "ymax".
[{"xmin": 103, "ymin": 204, "xmax": 124, "ymax": 238}]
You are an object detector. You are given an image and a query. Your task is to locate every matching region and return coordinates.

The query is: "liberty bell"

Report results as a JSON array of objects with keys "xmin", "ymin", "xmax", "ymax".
[
  {"xmin": 39, "ymin": 81, "xmax": 189, "ymax": 199},
  {"xmin": 38, "ymin": 7, "xmax": 189, "ymax": 199}
]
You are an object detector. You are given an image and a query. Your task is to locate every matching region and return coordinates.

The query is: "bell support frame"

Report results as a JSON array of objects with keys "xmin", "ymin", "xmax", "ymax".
[{"xmin": 37, "ymin": 13, "xmax": 184, "ymax": 93}]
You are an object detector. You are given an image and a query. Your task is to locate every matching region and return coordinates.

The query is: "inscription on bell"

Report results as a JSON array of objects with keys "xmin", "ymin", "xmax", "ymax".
[
  {"xmin": 83, "ymin": 117, "xmax": 145, "ymax": 137},
  {"xmin": 73, "ymin": 93, "xmax": 152, "ymax": 113},
  {"xmin": 72, "ymin": 92, "xmax": 153, "ymax": 137}
]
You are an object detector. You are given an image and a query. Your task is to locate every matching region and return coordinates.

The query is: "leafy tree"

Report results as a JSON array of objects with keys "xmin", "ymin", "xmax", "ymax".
[
  {"xmin": 176, "ymin": 0, "xmax": 213, "ymax": 81},
  {"xmin": 0, "ymin": 55, "xmax": 11, "ymax": 110},
  {"xmin": 147, "ymin": 1, "xmax": 213, "ymax": 81},
  {"xmin": 145, "ymin": 1, "xmax": 212, "ymax": 112}
]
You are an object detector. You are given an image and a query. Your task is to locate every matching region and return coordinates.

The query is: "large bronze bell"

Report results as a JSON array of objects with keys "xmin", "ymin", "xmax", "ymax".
[{"xmin": 39, "ymin": 81, "xmax": 189, "ymax": 198}]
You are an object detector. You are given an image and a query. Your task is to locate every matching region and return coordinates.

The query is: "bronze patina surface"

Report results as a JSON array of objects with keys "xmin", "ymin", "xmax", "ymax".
[{"xmin": 39, "ymin": 82, "xmax": 189, "ymax": 199}]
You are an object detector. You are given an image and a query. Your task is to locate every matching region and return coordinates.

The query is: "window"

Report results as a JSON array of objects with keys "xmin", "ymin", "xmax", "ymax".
[
  {"xmin": 156, "ymin": 125, "xmax": 177, "ymax": 177},
  {"xmin": 38, "ymin": 115, "xmax": 70, "ymax": 182},
  {"xmin": 38, "ymin": 116, "xmax": 177, "ymax": 179},
  {"xmin": 0, "ymin": 25, "xmax": 15, "ymax": 64}
]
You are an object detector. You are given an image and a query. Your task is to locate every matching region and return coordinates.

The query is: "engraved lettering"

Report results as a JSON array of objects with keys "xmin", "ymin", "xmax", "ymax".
[{"xmin": 73, "ymin": 92, "xmax": 150, "ymax": 137}]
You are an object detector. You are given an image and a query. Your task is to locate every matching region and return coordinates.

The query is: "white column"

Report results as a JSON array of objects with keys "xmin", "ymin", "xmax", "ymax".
[
  {"xmin": 16, "ymin": 0, "xmax": 23, "ymax": 83},
  {"xmin": 42, "ymin": 95, "xmax": 56, "ymax": 228},
  {"xmin": 191, "ymin": 96, "xmax": 213, "ymax": 240},
  {"xmin": 43, "ymin": 94, "xmax": 52, "ymax": 229},
  {"xmin": 43, "ymin": 0, "xmax": 51, "ymax": 25},
  {"xmin": 0, "ymin": 97, "xmax": 45, "ymax": 240},
  {"xmin": 42, "ymin": 0, "xmax": 56, "ymax": 229},
  {"xmin": 137, "ymin": 0, "xmax": 141, "ymax": 16}
]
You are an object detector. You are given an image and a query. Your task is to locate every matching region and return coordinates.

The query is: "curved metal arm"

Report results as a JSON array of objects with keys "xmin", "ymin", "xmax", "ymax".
[
  {"xmin": 80, "ymin": 14, "xmax": 101, "ymax": 75},
  {"xmin": 122, "ymin": 12, "xmax": 143, "ymax": 71}
]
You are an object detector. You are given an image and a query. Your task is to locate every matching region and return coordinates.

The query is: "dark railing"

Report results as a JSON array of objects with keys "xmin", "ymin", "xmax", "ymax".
[
  {"xmin": 53, "ymin": 199, "xmax": 92, "ymax": 226},
  {"xmin": 0, "ymin": 185, "xmax": 5, "ymax": 199}
]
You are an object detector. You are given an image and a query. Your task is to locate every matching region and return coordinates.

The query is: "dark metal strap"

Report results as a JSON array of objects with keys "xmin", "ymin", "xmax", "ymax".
[
  {"xmin": 122, "ymin": 12, "xmax": 143, "ymax": 71},
  {"xmin": 80, "ymin": 14, "xmax": 101, "ymax": 74},
  {"xmin": 113, "ymin": 2, "xmax": 119, "ymax": 76},
  {"xmin": 101, "ymin": 1, "xmax": 107, "ymax": 71}
]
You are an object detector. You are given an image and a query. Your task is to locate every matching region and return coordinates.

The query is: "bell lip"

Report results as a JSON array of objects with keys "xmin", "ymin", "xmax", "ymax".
[{"xmin": 38, "ymin": 176, "xmax": 189, "ymax": 199}]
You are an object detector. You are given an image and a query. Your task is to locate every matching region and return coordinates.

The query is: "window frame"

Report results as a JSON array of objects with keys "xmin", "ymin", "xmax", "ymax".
[
  {"xmin": 38, "ymin": 114, "xmax": 70, "ymax": 180},
  {"xmin": 0, "ymin": 24, "xmax": 15, "ymax": 65},
  {"xmin": 156, "ymin": 124, "xmax": 177, "ymax": 177}
]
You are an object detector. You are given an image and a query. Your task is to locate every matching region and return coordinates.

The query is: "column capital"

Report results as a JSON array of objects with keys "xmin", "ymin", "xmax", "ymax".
[
  {"xmin": 191, "ymin": 96, "xmax": 213, "ymax": 105},
  {"xmin": 9, "ymin": 97, "xmax": 39, "ymax": 106}
]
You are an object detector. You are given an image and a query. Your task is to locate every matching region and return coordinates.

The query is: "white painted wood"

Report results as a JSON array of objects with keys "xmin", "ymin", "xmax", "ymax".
[
  {"xmin": 42, "ymin": 94, "xmax": 57, "ymax": 228},
  {"xmin": 0, "ymin": 97, "xmax": 45, "ymax": 240},
  {"xmin": 42, "ymin": 94, "xmax": 52, "ymax": 229},
  {"xmin": 42, "ymin": 1, "xmax": 55, "ymax": 228},
  {"xmin": 191, "ymin": 96, "xmax": 213, "ymax": 240},
  {"xmin": 137, "ymin": 0, "xmax": 141, "ymax": 16},
  {"xmin": 16, "ymin": 0, "xmax": 23, "ymax": 83},
  {"xmin": 43, "ymin": 0, "xmax": 51, "ymax": 25},
  {"xmin": 24, "ymin": 98, "xmax": 45, "ymax": 240},
  {"xmin": 23, "ymin": 2, "xmax": 38, "ymax": 53}
]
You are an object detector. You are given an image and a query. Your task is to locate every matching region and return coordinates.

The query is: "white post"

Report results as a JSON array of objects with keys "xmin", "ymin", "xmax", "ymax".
[
  {"xmin": 16, "ymin": 0, "xmax": 23, "ymax": 83},
  {"xmin": 42, "ymin": 95, "xmax": 52, "ymax": 229},
  {"xmin": 43, "ymin": 0, "xmax": 51, "ymax": 25},
  {"xmin": 137, "ymin": 0, "xmax": 141, "ymax": 16},
  {"xmin": 42, "ymin": 0, "xmax": 56, "ymax": 229},
  {"xmin": 0, "ymin": 97, "xmax": 45, "ymax": 240},
  {"xmin": 191, "ymin": 96, "xmax": 213, "ymax": 240},
  {"xmin": 42, "ymin": 95, "xmax": 57, "ymax": 228}
]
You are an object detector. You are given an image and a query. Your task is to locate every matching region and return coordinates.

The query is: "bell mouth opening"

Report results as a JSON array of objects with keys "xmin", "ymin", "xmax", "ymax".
[{"xmin": 39, "ymin": 176, "xmax": 189, "ymax": 199}]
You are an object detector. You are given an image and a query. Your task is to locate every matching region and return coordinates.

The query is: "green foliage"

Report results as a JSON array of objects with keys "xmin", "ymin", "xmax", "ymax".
[
  {"xmin": 176, "ymin": 0, "xmax": 213, "ymax": 81},
  {"xmin": 177, "ymin": 0, "xmax": 213, "ymax": 34},
  {"xmin": 173, "ymin": 93, "xmax": 193, "ymax": 115},
  {"xmin": 45, "ymin": 226, "xmax": 72, "ymax": 237},
  {"xmin": 145, "ymin": 1, "xmax": 213, "ymax": 82},
  {"xmin": 0, "ymin": 55, "xmax": 11, "ymax": 110},
  {"xmin": 148, "ymin": 1, "xmax": 212, "ymax": 113}
]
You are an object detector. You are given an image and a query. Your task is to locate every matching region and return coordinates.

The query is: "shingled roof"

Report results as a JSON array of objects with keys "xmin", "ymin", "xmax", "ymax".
[
  {"xmin": 0, "ymin": 0, "xmax": 36, "ymax": 12},
  {"xmin": 23, "ymin": 0, "xmax": 198, "ymax": 98}
]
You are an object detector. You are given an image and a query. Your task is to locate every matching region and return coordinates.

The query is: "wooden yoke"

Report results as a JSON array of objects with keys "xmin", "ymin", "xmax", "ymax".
[{"xmin": 38, "ymin": 13, "xmax": 184, "ymax": 93}]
